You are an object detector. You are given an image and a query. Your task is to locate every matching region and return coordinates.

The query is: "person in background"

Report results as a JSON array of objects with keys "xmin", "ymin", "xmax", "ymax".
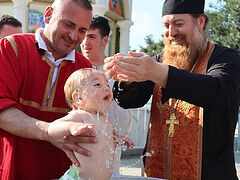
[
  {"xmin": 0, "ymin": 0, "xmax": 97, "ymax": 179},
  {"xmin": 81, "ymin": 15, "xmax": 133, "ymax": 174},
  {"xmin": 104, "ymin": 0, "xmax": 240, "ymax": 179},
  {"xmin": 0, "ymin": 14, "xmax": 22, "ymax": 39}
]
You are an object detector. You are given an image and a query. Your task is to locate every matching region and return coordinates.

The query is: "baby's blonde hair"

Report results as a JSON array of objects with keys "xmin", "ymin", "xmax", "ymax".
[{"xmin": 64, "ymin": 68, "xmax": 99, "ymax": 108}]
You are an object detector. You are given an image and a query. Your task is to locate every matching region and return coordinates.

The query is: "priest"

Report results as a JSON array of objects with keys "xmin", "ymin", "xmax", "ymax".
[{"xmin": 103, "ymin": 0, "xmax": 240, "ymax": 179}]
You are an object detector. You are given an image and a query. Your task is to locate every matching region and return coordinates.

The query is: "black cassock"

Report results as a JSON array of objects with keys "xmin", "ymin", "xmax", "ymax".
[{"xmin": 113, "ymin": 44, "xmax": 240, "ymax": 180}]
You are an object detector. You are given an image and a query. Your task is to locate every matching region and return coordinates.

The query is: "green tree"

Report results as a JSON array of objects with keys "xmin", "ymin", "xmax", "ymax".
[
  {"xmin": 139, "ymin": 0, "xmax": 240, "ymax": 55},
  {"xmin": 139, "ymin": 35, "xmax": 164, "ymax": 56},
  {"xmin": 206, "ymin": 0, "xmax": 240, "ymax": 53}
]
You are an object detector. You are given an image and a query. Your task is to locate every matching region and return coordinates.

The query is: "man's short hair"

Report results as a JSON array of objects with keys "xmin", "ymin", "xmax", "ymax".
[
  {"xmin": 89, "ymin": 15, "xmax": 110, "ymax": 38},
  {"xmin": 0, "ymin": 14, "xmax": 22, "ymax": 31},
  {"xmin": 72, "ymin": 0, "xmax": 92, "ymax": 11},
  {"xmin": 52, "ymin": 0, "xmax": 92, "ymax": 11}
]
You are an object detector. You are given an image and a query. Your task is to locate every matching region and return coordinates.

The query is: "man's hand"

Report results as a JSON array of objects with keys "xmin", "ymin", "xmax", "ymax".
[
  {"xmin": 0, "ymin": 107, "xmax": 98, "ymax": 167},
  {"xmin": 47, "ymin": 119, "xmax": 98, "ymax": 167}
]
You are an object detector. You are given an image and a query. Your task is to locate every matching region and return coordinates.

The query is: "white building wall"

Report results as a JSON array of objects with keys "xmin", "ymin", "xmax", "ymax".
[
  {"xmin": 12, "ymin": 0, "xmax": 32, "ymax": 33},
  {"xmin": 0, "ymin": 0, "xmax": 133, "ymax": 55},
  {"xmin": 30, "ymin": 3, "xmax": 48, "ymax": 13},
  {"xmin": 0, "ymin": 3, "xmax": 15, "ymax": 17}
]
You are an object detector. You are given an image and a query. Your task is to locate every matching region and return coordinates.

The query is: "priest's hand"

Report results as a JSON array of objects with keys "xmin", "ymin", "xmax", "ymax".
[
  {"xmin": 104, "ymin": 52, "xmax": 158, "ymax": 82},
  {"xmin": 104, "ymin": 53, "xmax": 125, "ymax": 81},
  {"xmin": 104, "ymin": 52, "xmax": 169, "ymax": 88}
]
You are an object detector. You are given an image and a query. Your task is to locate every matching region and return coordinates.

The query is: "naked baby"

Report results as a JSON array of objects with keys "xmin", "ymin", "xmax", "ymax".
[{"xmin": 48, "ymin": 68, "xmax": 115, "ymax": 180}]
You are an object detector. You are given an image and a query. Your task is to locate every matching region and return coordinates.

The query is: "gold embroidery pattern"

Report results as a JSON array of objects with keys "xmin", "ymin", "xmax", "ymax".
[
  {"xmin": 6, "ymin": 36, "xmax": 18, "ymax": 58},
  {"xmin": 156, "ymin": 101, "xmax": 168, "ymax": 114},
  {"xmin": 145, "ymin": 41, "xmax": 215, "ymax": 179},
  {"xmin": 20, "ymin": 98, "xmax": 70, "ymax": 113},
  {"xmin": 176, "ymin": 101, "xmax": 195, "ymax": 115},
  {"xmin": 47, "ymin": 61, "xmax": 68, "ymax": 107},
  {"xmin": 42, "ymin": 55, "xmax": 55, "ymax": 106}
]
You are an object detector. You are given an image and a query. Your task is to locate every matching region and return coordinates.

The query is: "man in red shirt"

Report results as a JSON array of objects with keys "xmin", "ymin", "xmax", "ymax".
[{"xmin": 0, "ymin": 0, "xmax": 97, "ymax": 179}]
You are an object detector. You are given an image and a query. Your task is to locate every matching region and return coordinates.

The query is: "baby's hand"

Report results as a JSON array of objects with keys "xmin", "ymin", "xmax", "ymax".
[
  {"xmin": 113, "ymin": 130, "xmax": 134, "ymax": 149},
  {"xmin": 70, "ymin": 123, "xmax": 95, "ymax": 137},
  {"xmin": 117, "ymin": 136, "xmax": 135, "ymax": 149}
]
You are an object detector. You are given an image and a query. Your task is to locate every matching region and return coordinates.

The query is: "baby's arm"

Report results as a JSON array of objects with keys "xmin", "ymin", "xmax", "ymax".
[{"xmin": 48, "ymin": 111, "xmax": 95, "ymax": 139}]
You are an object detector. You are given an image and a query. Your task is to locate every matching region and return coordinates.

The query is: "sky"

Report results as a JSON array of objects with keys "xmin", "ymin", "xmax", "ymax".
[{"xmin": 130, "ymin": 0, "xmax": 218, "ymax": 51}]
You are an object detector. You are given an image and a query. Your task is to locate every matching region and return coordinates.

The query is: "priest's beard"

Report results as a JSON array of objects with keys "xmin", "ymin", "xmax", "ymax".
[{"xmin": 162, "ymin": 26, "xmax": 206, "ymax": 71}]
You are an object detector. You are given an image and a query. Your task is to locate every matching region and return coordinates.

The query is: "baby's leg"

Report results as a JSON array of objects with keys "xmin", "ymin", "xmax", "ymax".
[{"xmin": 59, "ymin": 166, "xmax": 79, "ymax": 180}]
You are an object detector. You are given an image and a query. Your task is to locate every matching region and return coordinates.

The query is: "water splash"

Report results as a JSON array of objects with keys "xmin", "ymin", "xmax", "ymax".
[
  {"xmin": 120, "ymin": 151, "xmax": 154, "ymax": 169},
  {"xmin": 117, "ymin": 81, "xmax": 123, "ymax": 91},
  {"xmin": 115, "ymin": 98, "xmax": 120, "ymax": 104},
  {"xmin": 106, "ymin": 157, "xmax": 114, "ymax": 169},
  {"xmin": 141, "ymin": 152, "xmax": 152, "ymax": 158}
]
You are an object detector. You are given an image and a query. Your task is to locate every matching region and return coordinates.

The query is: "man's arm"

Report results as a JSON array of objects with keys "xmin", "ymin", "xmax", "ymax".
[
  {"xmin": 113, "ymin": 81, "xmax": 154, "ymax": 109},
  {"xmin": 0, "ymin": 37, "xmax": 99, "ymax": 167},
  {"xmin": 0, "ymin": 107, "xmax": 49, "ymax": 140},
  {"xmin": 104, "ymin": 52, "xmax": 168, "ymax": 108},
  {"xmin": 0, "ymin": 107, "xmax": 97, "ymax": 167},
  {"xmin": 105, "ymin": 49, "xmax": 240, "ymax": 109}
]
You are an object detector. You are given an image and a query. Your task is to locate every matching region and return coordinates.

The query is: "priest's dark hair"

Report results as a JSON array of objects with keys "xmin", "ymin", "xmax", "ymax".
[
  {"xmin": 191, "ymin": 14, "xmax": 209, "ymax": 31},
  {"xmin": 89, "ymin": 15, "xmax": 110, "ymax": 38}
]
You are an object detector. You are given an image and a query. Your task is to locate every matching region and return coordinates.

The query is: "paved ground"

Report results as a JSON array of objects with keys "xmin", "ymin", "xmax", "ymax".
[
  {"xmin": 235, "ymin": 153, "xmax": 240, "ymax": 178},
  {"xmin": 234, "ymin": 136, "xmax": 240, "ymax": 179},
  {"xmin": 120, "ymin": 137, "xmax": 240, "ymax": 178},
  {"xmin": 120, "ymin": 153, "xmax": 240, "ymax": 178},
  {"xmin": 120, "ymin": 154, "xmax": 142, "ymax": 176}
]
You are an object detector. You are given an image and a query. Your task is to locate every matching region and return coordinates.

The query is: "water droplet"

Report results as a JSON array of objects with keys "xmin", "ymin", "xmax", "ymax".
[
  {"xmin": 144, "ymin": 152, "xmax": 152, "ymax": 157},
  {"xmin": 118, "ymin": 81, "xmax": 123, "ymax": 91}
]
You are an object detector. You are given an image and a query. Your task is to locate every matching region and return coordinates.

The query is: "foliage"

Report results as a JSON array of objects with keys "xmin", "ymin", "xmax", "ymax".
[
  {"xmin": 138, "ymin": 0, "xmax": 240, "ymax": 55},
  {"xmin": 206, "ymin": 0, "xmax": 240, "ymax": 53},
  {"xmin": 88, "ymin": 0, "xmax": 95, "ymax": 4},
  {"xmin": 139, "ymin": 35, "xmax": 164, "ymax": 56}
]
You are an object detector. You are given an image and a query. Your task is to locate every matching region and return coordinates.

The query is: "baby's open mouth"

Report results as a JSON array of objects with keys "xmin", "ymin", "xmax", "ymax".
[{"xmin": 103, "ymin": 94, "xmax": 111, "ymax": 101}]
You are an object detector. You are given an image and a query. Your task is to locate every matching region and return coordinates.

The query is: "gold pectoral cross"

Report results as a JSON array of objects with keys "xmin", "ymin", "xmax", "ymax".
[{"xmin": 166, "ymin": 113, "xmax": 179, "ymax": 137}]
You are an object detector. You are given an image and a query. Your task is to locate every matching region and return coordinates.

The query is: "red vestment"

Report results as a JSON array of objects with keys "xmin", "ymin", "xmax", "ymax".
[
  {"xmin": 145, "ymin": 42, "xmax": 215, "ymax": 179},
  {"xmin": 0, "ymin": 33, "xmax": 92, "ymax": 180}
]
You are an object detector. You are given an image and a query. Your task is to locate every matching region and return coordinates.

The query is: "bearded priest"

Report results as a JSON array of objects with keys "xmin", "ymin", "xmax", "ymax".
[{"xmin": 103, "ymin": 0, "xmax": 240, "ymax": 179}]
